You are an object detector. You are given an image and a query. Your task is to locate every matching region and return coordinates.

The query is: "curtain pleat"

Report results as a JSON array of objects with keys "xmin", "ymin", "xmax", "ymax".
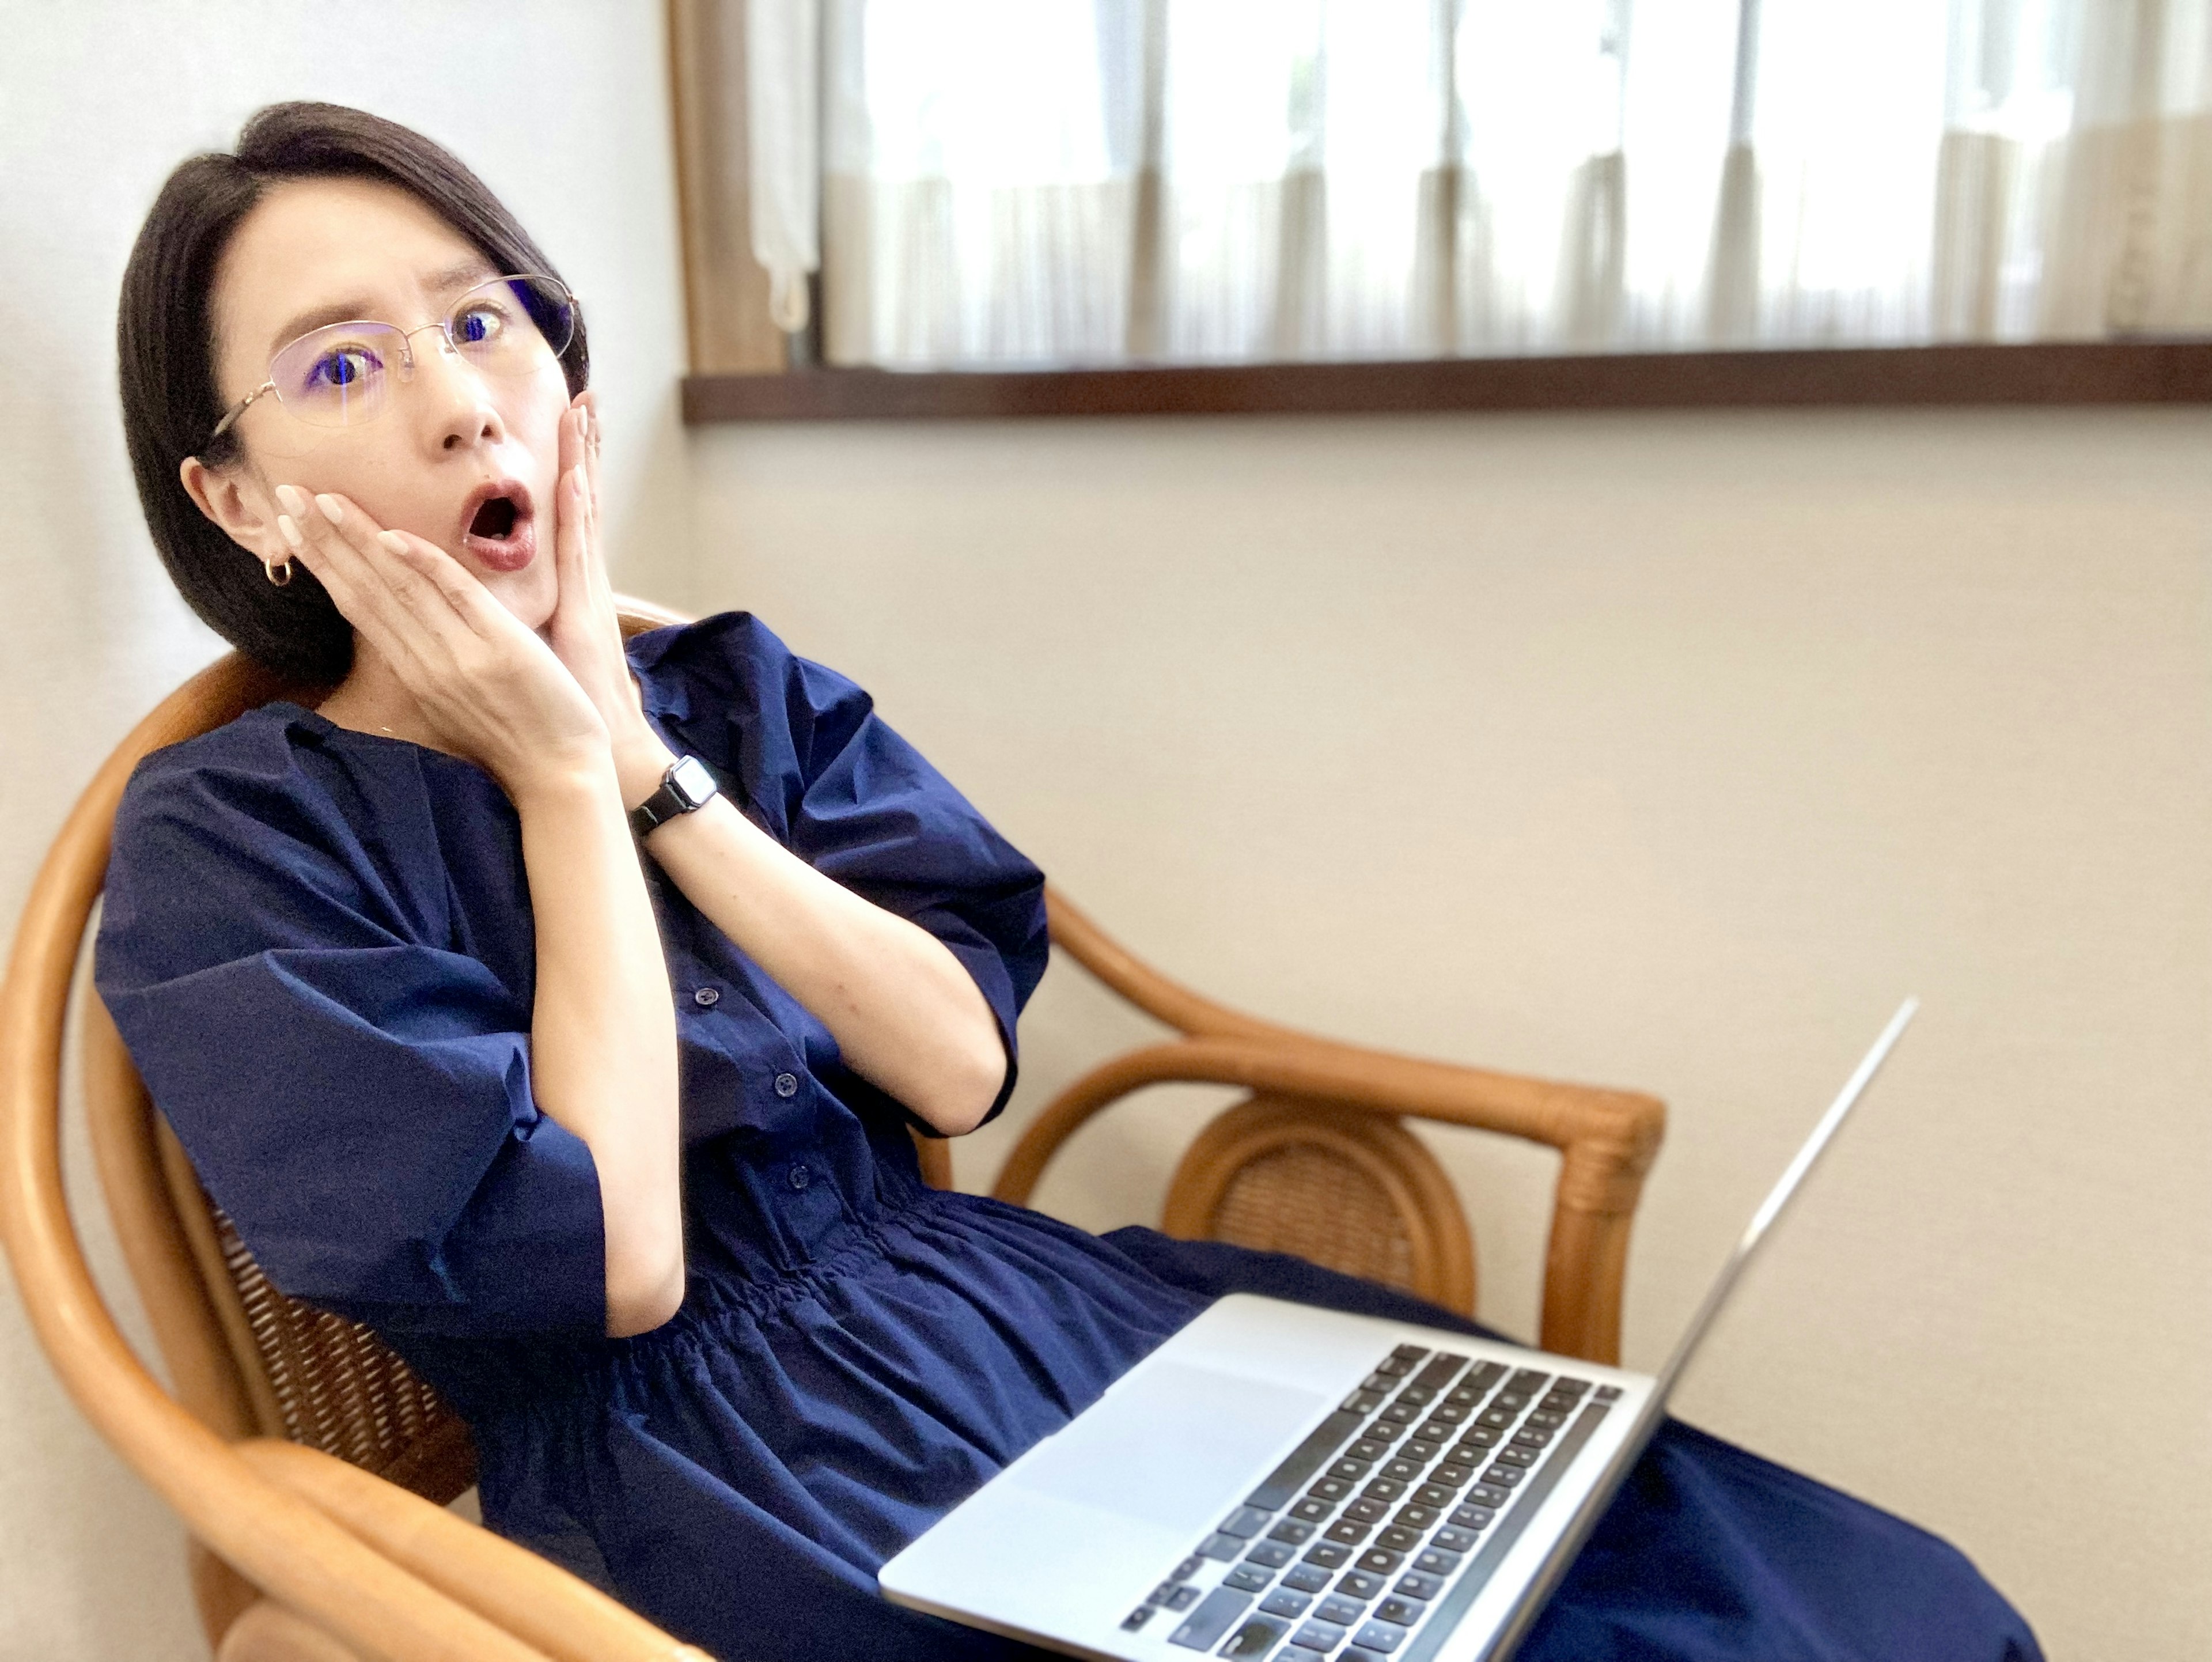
[{"xmin": 785, "ymin": 0, "xmax": 2212, "ymax": 368}]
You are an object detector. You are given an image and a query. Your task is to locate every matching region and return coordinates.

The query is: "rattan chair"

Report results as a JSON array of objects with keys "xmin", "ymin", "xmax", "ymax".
[
  {"xmin": 1, "ymin": 601, "xmax": 1663, "ymax": 1661},
  {"xmin": 995, "ymin": 896, "xmax": 1665, "ymax": 1358}
]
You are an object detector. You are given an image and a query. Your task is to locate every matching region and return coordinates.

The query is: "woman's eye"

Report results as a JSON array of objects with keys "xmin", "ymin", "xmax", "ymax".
[
  {"xmin": 308, "ymin": 347, "xmax": 381, "ymax": 389},
  {"xmin": 453, "ymin": 304, "xmax": 507, "ymax": 346}
]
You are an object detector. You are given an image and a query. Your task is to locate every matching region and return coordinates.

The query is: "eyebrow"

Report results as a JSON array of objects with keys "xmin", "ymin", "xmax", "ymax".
[{"xmin": 264, "ymin": 258, "xmax": 501, "ymax": 355}]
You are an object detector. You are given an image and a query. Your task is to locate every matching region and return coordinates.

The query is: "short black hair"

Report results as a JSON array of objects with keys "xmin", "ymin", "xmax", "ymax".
[{"xmin": 117, "ymin": 102, "xmax": 589, "ymax": 683}]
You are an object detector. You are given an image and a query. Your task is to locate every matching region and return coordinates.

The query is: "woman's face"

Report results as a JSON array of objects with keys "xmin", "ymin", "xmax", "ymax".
[{"xmin": 185, "ymin": 175, "xmax": 573, "ymax": 632}]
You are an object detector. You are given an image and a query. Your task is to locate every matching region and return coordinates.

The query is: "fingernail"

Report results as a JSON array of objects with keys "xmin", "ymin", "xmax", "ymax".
[
  {"xmin": 275, "ymin": 514, "xmax": 304, "ymax": 550},
  {"xmin": 376, "ymin": 530, "xmax": 407, "ymax": 554},
  {"xmin": 313, "ymin": 493, "xmax": 343, "ymax": 527},
  {"xmin": 274, "ymin": 483, "xmax": 306, "ymax": 516}
]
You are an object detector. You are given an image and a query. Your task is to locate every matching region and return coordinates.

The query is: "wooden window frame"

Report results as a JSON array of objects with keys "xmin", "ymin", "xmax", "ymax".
[
  {"xmin": 666, "ymin": 5, "xmax": 2212, "ymax": 425},
  {"xmin": 681, "ymin": 343, "xmax": 2212, "ymax": 423}
]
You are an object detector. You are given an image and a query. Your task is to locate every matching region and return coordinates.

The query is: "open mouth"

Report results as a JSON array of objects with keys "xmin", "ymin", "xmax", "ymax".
[
  {"xmin": 458, "ymin": 480, "xmax": 536, "ymax": 573},
  {"xmin": 469, "ymin": 495, "xmax": 518, "ymax": 539}
]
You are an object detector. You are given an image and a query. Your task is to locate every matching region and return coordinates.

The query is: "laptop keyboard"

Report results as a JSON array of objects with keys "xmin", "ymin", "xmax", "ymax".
[{"xmin": 1116, "ymin": 1343, "xmax": 1620, "ymax": 1661}]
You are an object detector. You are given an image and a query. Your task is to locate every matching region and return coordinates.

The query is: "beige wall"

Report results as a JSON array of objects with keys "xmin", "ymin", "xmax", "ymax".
[
  {"xmin": 690, "ymin": 407, "xmax": 2212, "ymax": 1662},
  {"xmin": 0, "ymin": 3, "xmax": 689, "ymax": 1655}
]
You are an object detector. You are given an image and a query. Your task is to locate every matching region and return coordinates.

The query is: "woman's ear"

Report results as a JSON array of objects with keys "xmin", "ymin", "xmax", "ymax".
[{"xmin": 179, "ymin": 455, "xmax": 279, "ymax": 562}]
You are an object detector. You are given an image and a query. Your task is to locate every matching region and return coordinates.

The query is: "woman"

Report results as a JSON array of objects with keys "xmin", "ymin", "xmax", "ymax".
[{"xmin": 96, "ymin": 103, "xmax": 2036, "ymax": 1662}]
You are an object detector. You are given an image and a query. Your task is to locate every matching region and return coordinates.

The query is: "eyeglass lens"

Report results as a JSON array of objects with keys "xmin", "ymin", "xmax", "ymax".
[{"xmin": 266, "ymin": 275, "xmax": 574, "ymax": 429}]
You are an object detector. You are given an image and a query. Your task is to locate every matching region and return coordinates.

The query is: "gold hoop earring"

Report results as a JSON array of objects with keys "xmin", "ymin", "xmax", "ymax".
[{"xmin": 265, "ymin": 557, "xmax": 293, "ymax": 588}]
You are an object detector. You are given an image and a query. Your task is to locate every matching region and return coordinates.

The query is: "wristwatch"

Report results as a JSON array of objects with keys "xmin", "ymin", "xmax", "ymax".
[{"xmin": 630, "ymin": 755, "xmax": 720, "ymax": 838}]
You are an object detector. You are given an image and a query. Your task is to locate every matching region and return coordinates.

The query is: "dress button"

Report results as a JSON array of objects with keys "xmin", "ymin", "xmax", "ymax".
[
  {"xmin": 692, "ymin": 986, "xmax": 720, "ymax": 1008},
  {"xmin": 789, "ymin": 1164, "xmax": 812, "ymax": 1191},
  {"xmin": 773, "ymin": 1072, "xmax": 800, "ymax": 1098}
]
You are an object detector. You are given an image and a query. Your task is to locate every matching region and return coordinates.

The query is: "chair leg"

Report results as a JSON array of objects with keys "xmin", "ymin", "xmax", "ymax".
[{"xmin": 214, "ymin": 1600, "xmax": 372, "ymax": 1662}]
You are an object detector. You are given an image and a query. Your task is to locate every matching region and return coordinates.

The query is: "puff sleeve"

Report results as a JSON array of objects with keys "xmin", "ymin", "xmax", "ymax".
[
  {"xmin": 94, "ymin": 739, "xmax": 607, "ymax": 1340},
  {"xmin": 634, "ymin": 614, "xmax": 1050, "ymax": 1128}
]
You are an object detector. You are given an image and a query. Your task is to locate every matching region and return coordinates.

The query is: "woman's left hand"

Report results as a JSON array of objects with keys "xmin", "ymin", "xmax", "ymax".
[{"xmin": 546, "ymin": 392, "xmax": 675, "ymax": 806}]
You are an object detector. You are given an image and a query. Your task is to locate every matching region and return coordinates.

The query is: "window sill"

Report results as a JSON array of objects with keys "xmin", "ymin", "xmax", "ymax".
[{"xmin": 682, "ymin": 340, "xmax": 2212, "ymax": 424}]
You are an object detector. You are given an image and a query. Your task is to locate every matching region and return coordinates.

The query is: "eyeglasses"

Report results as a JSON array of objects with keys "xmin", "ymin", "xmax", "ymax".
[{"xmin": 204, "ymin": 272, "xmax": 577, "ymax": 451}]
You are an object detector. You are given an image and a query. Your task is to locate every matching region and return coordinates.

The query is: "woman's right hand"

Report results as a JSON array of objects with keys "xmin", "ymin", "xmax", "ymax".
[
  {"xmin": 274, "ymin": 483, "xmax": 611, "ymax": 797},
  {"xmin": 275, "ymin": 486, "xmax": 684, "ymax": 1335}
]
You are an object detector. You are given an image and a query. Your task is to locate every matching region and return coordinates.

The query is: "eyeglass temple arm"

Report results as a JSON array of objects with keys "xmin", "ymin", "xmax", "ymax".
[{"xmin": 207, "ymin": 381, "xmax": 276, "ymax": 446}]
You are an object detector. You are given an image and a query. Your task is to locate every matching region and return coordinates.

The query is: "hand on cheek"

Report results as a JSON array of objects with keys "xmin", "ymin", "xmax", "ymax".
[
  {"xmin": 545, "ymin": 395, "xmax": 672, "ymax": 806},
  {"xmin": 270, "ymin": 481, "xmax": 609, "ymax": 797}
]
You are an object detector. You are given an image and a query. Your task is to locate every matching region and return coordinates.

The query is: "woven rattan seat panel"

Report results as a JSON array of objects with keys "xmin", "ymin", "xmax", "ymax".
[
  {"xmin": 1210, "ymin": 1144, "xmax": 1421, "ymax": 1293},
  {"xmin": 210, "ymin": 1204, "xmax": 465, "ymax": 1484}
]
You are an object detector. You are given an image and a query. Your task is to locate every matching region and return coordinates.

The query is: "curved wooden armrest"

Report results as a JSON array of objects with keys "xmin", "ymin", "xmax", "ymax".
[
  {"xmin": 239, "ymin": 1443, "xmax": 711, "ymax": 1662},
  {"xmin": 1043, "ymin": 889, "xmax": 1296, "ymax": 1044},
  {"xmin": 217, "ymin": 1599, "xmax": 381, "ymax": 1662},
  {"xmin": 6, "ymin": 608, "xmax": 703, "ymax": 1662},
  {"xmin": 1009, "ymin": 900, "xmax": 1666, "ymax": 1361},
  {"xmin": 1035, "ymin": 887, "xmax": 1663, "ymax": 1209},
  {"xmin": 993, "ymin": 1032, "xmax": 1662, "ymax": 1208},
  {"xmin": 1, "ymin": 663, "xmax": 575, "ymax": 1662}
]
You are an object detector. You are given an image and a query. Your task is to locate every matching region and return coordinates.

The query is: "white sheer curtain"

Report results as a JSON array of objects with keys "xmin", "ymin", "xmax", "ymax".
[{"xmin": 782, "ymin": 0, "xmax": 2212, "ymax": 368}]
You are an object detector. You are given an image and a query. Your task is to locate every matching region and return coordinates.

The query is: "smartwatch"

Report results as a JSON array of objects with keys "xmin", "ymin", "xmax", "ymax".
[{"xmin": 630, "ymin": 755, "xmax": 720, "ymax": 838}]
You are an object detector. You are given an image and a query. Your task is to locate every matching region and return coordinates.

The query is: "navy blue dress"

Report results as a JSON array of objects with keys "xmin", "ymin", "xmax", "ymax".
[{"xmin": 94, "ymin": 614, "xmax": 2037, "ymax": 1662}]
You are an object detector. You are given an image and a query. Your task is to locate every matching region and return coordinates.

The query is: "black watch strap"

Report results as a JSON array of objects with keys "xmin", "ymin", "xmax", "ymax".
[{"xmin": 630, "ymin": 755, "xmax": 719, "ymax": 837}]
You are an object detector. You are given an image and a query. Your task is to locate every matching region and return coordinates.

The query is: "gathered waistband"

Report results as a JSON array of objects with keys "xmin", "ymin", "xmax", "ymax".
[{"xmin": 449, "ymin": 1183, "xmax": 976, "ymax": 1423}]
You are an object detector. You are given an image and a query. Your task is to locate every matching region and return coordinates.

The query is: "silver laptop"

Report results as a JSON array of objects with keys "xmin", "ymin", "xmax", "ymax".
[{"xmin": 882, "ymin": 1001, "xmax": 1918, "ymax": 1662}]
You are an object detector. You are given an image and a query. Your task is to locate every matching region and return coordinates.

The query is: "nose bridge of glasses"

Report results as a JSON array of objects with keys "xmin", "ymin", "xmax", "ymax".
[
  {"xmin": 399, "ymin": 319, "xmax": 512, "ymax": 444},
  {"xmin": 391, "ymin": 317, "xmax": 456, "ymax": 378}
]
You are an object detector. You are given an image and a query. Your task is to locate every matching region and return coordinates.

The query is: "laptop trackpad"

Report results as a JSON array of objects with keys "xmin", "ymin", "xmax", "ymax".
[{"xmin": 1005, "ymin": 1360, "xmax": 1328, "ymax": 1530}]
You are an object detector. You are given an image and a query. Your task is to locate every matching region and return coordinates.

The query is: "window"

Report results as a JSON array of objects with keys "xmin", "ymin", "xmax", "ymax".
[{"xmin": 670, "ymin": 0, "xmax": 2212, "ymax": 415}]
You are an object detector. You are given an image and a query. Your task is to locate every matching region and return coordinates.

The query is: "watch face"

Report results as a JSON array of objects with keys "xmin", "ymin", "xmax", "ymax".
[{"xmin": 668, "ymin": 755, "xmax": 718, "ymax": 809}]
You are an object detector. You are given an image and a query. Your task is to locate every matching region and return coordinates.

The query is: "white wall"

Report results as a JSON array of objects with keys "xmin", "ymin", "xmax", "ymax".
[
  {"xmin": 0, "ymin": 4, "xmax": 688, "ymax": 1655},
  {"xmin": 690, "ymin": 407, "xmax": 2212, "ymax": 1662}
]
